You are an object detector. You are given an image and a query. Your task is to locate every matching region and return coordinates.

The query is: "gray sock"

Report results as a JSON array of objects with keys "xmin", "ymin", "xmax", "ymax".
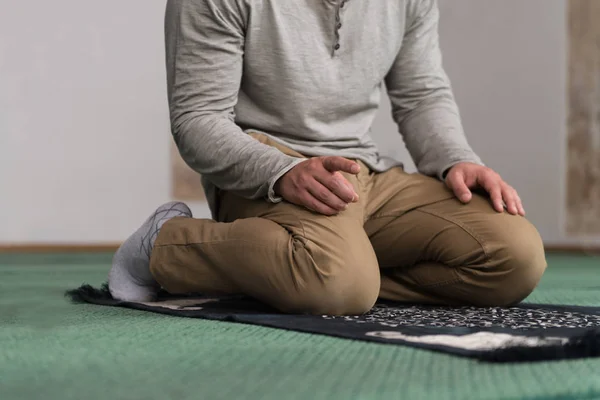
[{"xmin": 108, "ymin": 201, "xmax": 192, "ymax": 302}]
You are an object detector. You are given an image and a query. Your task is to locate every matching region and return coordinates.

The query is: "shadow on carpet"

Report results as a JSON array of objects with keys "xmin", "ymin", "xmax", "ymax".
[{"xmin": 66, "ymin": 283, "xmax": 600, "ymax": 363}]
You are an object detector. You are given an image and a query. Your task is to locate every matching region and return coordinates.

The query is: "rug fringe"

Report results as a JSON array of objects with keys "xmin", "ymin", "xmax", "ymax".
[
  {"xmin": 65, "ymin": 282, "xmax": 114, "ymax": 304},
  {"xmin": 480, "ymin": 329, "xmax": 600, "ymax": 362}
]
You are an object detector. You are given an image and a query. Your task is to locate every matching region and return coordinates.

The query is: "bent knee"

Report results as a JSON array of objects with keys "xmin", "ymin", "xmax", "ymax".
[
  {"xmin": 281, "ymin": 242, "xmax": 380, "ymax": 316},
  {"xmin": 289, "ymin": 276, "xmax": 379, "ymax": 316},
  {"xmin": 468, "ymin": 218, "xmax": 547, "ymax": 307},
  {"xmin": 270, "ymin": 230, "xmax": 381, "ymax": 315}
]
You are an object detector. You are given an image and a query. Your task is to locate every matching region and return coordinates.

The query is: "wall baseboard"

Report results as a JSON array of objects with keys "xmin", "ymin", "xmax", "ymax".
[{"xmin": 0, "ymin": 244, "xmax": 598, "ymax": 254}]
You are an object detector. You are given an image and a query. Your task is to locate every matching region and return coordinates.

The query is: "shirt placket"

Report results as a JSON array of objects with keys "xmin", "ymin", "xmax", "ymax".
[{"xmin": 332, "ymin": 0, "xmax": 347, "ymax": 56}]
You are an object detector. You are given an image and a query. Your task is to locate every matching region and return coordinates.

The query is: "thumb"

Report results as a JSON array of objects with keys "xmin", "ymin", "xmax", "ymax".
[
  {"xmin": 447, "ymin": 171, "xmax": 472, "ymax": 203},
  {"xmin": 322, "ymin": 156, "xmax": 361, "ymax": 174}
]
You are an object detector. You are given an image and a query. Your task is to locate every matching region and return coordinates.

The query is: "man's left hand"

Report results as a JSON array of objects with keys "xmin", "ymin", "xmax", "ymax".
[{"xmin": 445, "ymin": 162, "xmax": 525, "ymax": 216}]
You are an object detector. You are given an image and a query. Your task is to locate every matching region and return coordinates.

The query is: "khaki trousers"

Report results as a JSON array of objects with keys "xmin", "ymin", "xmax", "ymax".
[{"xmin": 150, "ymin": 135, "xmax": 547, "ymax": 315}]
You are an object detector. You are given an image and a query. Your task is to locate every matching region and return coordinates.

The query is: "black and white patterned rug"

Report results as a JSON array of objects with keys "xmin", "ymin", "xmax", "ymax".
[{"xmin": 66, "ymin": 284, "xmax": 600, "ymax": 363}]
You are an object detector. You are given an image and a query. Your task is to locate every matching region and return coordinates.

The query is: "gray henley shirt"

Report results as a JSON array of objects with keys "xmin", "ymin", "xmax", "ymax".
[{"xmin": 164, "ymin": 0, "xmax": 483, "ymax": 217}]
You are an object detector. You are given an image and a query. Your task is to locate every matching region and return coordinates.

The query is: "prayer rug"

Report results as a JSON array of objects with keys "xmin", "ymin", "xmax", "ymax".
[{"xmin": 66, "ymin": 283, "xmax": 600, "ymax": 363}]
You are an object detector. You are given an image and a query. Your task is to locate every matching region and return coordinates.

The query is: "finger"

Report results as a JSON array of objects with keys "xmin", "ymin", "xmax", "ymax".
[
  {"xmin": 502, "ymin": 186, "xmax": 519, "ymax": 215},
  {"xmin": 446, "ymin": 171, "xmax": 472, "ymax": 203},
  {"xmin": 299, "ymin": 190, "xmax": 339, "ymax": 216},
  {"xmin": 306, "ymin": 178, "xmax": 349, "ymax": 211},
  {"xmin": 478, "ymin": 178, "xmax": 503, "ymax": 213},
  {"xmin": 477, "ymin": 174, "xmax": 504, "ymax": 212},
  {"xmin": 516, "ymin": 194, "xmax": 526, "ymax": 216},
  {"xmin": 334, "ymin": 172, "xmax": 359, "ymax": 202},
  {"xmin": 490, "ymin": 187, "xmax": 504, "ymax": 212},
  {"xmin": 315, "ymin": 171, "xmax": 358, "ymax": 203},
  {"xmin": 322, "ymin": 156, "xmax": 361, "ymax": 174}
]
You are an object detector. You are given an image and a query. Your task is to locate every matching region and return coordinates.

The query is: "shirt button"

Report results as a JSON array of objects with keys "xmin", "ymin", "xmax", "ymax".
[
  {"xmin": 340, "ymin": 1, "xmax": 346, "ymax": 8},
  {"xmin": 334, "ymin": 43, "xmax": 340, "ymax": 50},
  {"xmin": 337, "ymin": 23, "xmax": 342, "ymax": 29}
]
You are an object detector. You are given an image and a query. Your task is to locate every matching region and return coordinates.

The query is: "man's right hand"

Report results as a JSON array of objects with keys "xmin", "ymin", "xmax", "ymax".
[{"xmin": 274, "ymin": 156, "xmax": 361, "ymax": 216}]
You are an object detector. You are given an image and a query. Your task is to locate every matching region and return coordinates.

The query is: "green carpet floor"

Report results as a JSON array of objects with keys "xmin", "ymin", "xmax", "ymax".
[{"xmin": 1, "ymin": 253, "xmax": 599, "ymax": 400}]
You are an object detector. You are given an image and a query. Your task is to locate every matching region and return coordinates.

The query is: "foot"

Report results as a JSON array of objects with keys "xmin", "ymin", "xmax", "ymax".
[{"xmin": 108, "ymin": 201, "xmax": 192, "ymax": 302}]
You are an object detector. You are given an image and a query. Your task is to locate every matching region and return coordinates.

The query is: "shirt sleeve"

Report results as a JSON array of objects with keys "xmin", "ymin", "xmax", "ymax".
[
  {"xmin": 165, "ymin": 0, "xmax": 303, "ymax": 200},
  {"xmin": 385, "ymin": 0, "xmax": 483, "ymax": 179}
]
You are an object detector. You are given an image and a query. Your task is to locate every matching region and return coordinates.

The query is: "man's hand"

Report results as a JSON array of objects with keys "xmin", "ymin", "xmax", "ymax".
[
  {"xmin": 275, "ymin": 156, "xmax": 360, "ymax": 216},
  {"xmin": 445, "ymin": 162, "xmax": 525, "ymax": 216}
]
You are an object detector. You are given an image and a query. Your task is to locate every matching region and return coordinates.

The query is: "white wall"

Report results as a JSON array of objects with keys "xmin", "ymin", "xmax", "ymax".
[
  {"xmin": 0, "ymin": 0, "xmax": 194, "ymax": 243},
  {"xmin": 440, "ymin": 0, "xmax": 570, "ymax": 246},
  {"xmin": 0, "ymin": 0, "xmax": 595, "ymax": 245}
]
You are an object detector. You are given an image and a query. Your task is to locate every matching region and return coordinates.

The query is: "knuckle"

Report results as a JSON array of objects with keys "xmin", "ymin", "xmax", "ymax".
[
  {"xmin": 483, "ymin": 168, "xmax": 497, "ymax": 178},
  {"xmin": 307, "ymin": 158, "xmax": 319, "ymax": 168},
  {"xmin": 307, "ymin": 199, "xmax": 320, "ymax": 211},
  {"xmin": 329, "ymin": 177, "xmax": 341, "ymax": 189},
  {"xmin": 484, "ymin": 171, "xmax": 496, "ymax": 181},
  {"xmin": 304, "ymin": 164, "xmax": 317, "ymax": 174},
  {"xmin": 296, "ymin": 173, "xmax": 309, "ymax": 186}
]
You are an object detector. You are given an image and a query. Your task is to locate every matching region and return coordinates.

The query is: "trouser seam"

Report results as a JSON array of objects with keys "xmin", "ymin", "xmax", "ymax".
[
  {"xmin": 368, "ymin": 204, "xmax": 490, "ymax": 261},
  {"xmin": 414, "ymin": 207, "xmax": 490, "ymax": 260}
]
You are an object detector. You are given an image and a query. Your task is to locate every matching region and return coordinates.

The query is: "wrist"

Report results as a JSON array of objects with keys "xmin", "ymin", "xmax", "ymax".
[
  {"xmin": 273, "ymin": 177, "xmax": 283, "ymax": 196},
  {"xmin": 267, "ymin": 157, "xmax": 304, "ymax": 203}
]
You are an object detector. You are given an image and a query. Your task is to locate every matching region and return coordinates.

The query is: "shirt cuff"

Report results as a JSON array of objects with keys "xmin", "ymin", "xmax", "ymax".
[{"xmin": 266, "ymin": 158, "xmax": 307, "ymax": 203}]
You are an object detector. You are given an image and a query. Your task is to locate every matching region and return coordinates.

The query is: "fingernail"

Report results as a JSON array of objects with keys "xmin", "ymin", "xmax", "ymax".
[
  {"xmin": 353, "ymin": 194, "xmax": 359, "ymax": 202},
  {"xmin": 351, "ymin": 164, "xmax": 360, "ymax": 174},
  {"xmin": 460, "ymin": 194, "xmax": 470, "ymax": 202}
]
